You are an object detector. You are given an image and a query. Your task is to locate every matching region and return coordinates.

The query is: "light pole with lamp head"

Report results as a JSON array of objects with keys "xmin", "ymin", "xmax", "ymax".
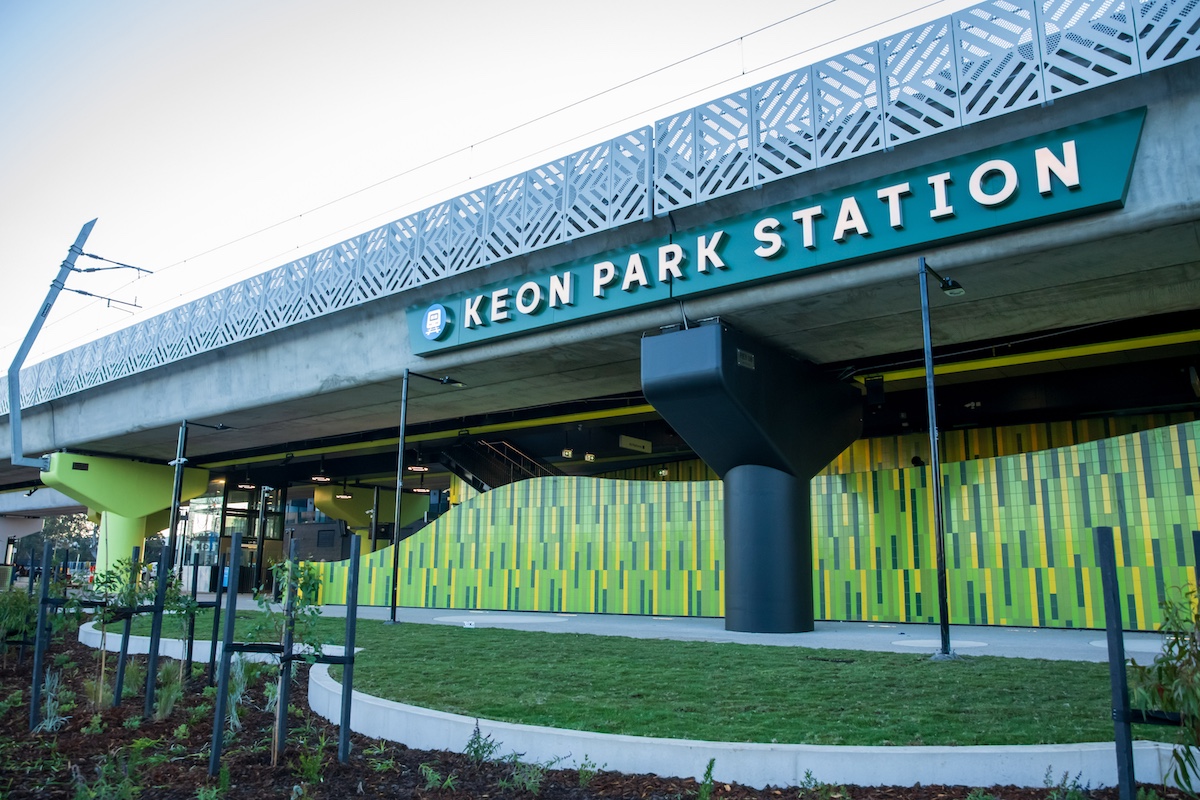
[
  {"xmin": 388, "ymin": 369, "xmax": 465, "ymax": 624},
  {"xmin": 918, "ymin": 256, "xmax": 965, "ymax": 660}
]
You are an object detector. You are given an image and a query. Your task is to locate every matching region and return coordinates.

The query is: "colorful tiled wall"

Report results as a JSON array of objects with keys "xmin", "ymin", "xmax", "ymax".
[{"xmin": 311, "ymin": 419, "xmax": 1200, "ymax": 630}]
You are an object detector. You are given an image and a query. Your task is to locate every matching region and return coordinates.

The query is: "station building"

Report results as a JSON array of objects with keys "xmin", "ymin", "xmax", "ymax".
[{"xmin": 2, "ymin": 0, "xmax": 1199, "ymax": 633}]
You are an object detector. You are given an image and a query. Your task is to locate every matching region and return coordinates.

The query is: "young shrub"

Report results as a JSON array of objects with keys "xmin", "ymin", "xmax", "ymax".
[{"xmin": 1130, "ymin": 586, "xmax": 1200, "ymax": 796}]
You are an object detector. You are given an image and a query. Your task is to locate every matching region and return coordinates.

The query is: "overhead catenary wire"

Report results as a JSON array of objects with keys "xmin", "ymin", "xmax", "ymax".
[{"xmin": 15, "ymin": 0, "xmax": 966, "ymax": 358}]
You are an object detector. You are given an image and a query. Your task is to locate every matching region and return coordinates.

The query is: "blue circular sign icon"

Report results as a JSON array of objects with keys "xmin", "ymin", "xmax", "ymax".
[{"xmin": 421, "ymin": 303, "xmax": 450, "ymax": 341}]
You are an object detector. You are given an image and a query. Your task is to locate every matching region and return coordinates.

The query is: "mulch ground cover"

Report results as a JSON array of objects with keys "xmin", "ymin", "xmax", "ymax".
[{"xmin": 0, "ymin": 627, "xmax": 1187, "ymax": 799}]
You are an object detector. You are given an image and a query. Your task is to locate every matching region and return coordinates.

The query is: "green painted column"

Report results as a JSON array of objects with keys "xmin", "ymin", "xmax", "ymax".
[
  {"xmin": 41, "ymin": 453, "xmax": 209, "ymax": 575},
  {"xmin": 95, "ymin": 512, "xmax": 150, "ymax": 572}
]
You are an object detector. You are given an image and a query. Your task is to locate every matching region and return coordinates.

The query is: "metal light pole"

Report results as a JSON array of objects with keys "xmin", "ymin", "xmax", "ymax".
[
  {"xmin": 918, "ymin": 256, "xmax": 964, "ymax": 660},
  {"xmin": 388, "ymin": 369, "xmax": 410, "ymax": 624},
  {"xmin": 388, "ymin": 369, "xmax": 464, "ymax": 624}
]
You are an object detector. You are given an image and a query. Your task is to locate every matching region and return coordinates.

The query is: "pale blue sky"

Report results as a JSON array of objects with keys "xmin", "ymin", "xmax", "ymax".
[{"xmin": 0, "ymin": 0, "xmax": 974, "ymax": 364}]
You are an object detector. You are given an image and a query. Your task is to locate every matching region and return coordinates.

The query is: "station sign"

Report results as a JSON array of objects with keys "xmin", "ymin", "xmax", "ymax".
[{"xmin": 409, "ymin": 108, "xmax": 1146, "ymax": 355}]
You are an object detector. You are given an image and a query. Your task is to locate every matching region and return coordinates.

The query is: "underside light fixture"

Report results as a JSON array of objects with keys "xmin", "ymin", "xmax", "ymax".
[
  {"xmin": 412, "ymin": 487, "xmax": 431, "ymax": 494},
  {"xmin": 561, "ymin": 448, "xmax": 574, "ymax": 458},
  {"xmin": 236, "ymin": 471, "xmax": 256, "ymax": 491},
  {"xmin": 584, "ymin": 452, "xmax": 596, "ymax": 463},
  {"xmin": 335, "ymin": 480, "xmax": 353, "ymax": 501},
  {"xmin": 406, "ymin": 464, "xmax": 429, "ymax": 473},
  {"xmin": 311, "ymin": 455, "xmax": 332, "ymax": 484},
  {"xmin": 658, "ymin": 468, "xmax": 669, "ymax": 477}
]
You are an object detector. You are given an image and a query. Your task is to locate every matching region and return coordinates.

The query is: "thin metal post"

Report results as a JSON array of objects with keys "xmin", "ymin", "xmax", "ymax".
[
  {"xmin": 208, "ymin": 552, "xmax": 227, "ymax": 687},
  {"xmin": 369, "ymin": 486, "xmax": 380, "ymax": 551},
  {"xmin": 166, "ymin": 421, "xmax": 189, "ymax": 574},
  {"xmin": 389, "ymin": 369, "xmax": 409, "ymax": 624},
  {"xmin": 29, "ymin": 541, "xmax": 52, "ymax": 731},
  {"xmin": 919, "ymin": 257, "xmax": 952, "ymax": 659},
  {"xmin": 274, "ymin": 540, "xmax": 298, "ymax": 765},
  {"xmin": 18, "ymin": 551, "xmax": 35, "ymax": 665},
  {"xmin": 144, "ymin": 544, "xmax": 170, "ymax": 719},
  {"xmin": 113, "ymin": 546, "xmax": 140, "ymax": 707},
  {"xmin": 8, "ymin": 220, "xmax": 97, "ymax": 470},
  {"xmin": 339, "ymin": 534, "xmax": 362, "ymax": 763},
  {"xmin": 1096, "ymin": 526, "xmax": 1136, "ymax": 800},
  {"xmin": 254, "ymin": 485, "xmax": 270, "ymax": 591},
  {"xmin": 209, "ymin": 532, "xmax": 242, "ymax": 776},
  {"xmin": 184, "ymin": 552, "xmax": 200, "ymax": 682}
]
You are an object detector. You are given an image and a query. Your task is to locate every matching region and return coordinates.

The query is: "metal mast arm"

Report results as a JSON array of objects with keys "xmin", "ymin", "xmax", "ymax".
[{"xmin": 7, "ymin": 219, "xmax": 98, "ymax": 470}]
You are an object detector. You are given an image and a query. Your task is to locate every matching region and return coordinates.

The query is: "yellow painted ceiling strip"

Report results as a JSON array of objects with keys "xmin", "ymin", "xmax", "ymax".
[{"xmin": 865, "ymin": 330, "xmax": 1200, "ymax": 384}]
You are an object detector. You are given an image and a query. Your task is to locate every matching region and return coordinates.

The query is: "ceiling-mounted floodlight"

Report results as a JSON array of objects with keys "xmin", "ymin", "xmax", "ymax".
[
  {"xmin": 658, "ymin": 468, "xmax": 669, "ymax": 477},
  {"xmin": 561, "ymin": 448, "xmax": 574, "ymax": 458},
  {"xmin": 584, "ymin": 453, "xmax": 596, "ymax": 463},
  {"xmin": 311, "ymin": 455, "xmax": 333, "ymax": 484}
]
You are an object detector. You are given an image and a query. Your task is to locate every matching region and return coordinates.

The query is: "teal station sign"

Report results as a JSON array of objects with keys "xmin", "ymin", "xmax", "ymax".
[{"xmin": 409, "ymin": 108, "xmax": 1145, "ymax": 355}]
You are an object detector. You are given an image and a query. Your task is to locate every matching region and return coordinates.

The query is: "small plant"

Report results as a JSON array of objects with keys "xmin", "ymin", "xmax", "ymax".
[
  {"xmin": 82, "ymin": 713, "xmax": 105, "ymax": 735},
  {"xmin": 173, "ymin": 722, "xmax": 189, "ymax": 739},
  {"xmin": 82, "ymin": 677, "xmax": 110, "ymax": 708},
  {"xmin": 0, "ymin": 689, "xmax": 23, "ymax": 720},
  {"xmin": 465, "ymin": 720, "xmax": 502, "ymax": 765},
  {"xmin": 70, "ymin": 750, "xmax": 140, "ymax": 800},
  {"xmin": 120, "ymin": 658, "xmax": 145, "ymax": 701},
  {"xmin": 1137, "ymin": 788, "xmax": 1165, "ymax": 800},
  {"xmin": 966, "ymin": 790, "xmax": 1001, "ymax": 800},
  {"xmin": 34, "ymin": 668, "xmax": 70, "ymax": 733},
  {"xmin": 295, "ymin": 748, "xmax": 325, "ymax": 785},
  {"xmin": 154, "ymin": 661, "xmax": 183, "ymax": 721},
  {"xmin": 418, "ymin": 762, "xmax": 457, "ymax": 791},
  {"xmin": 797, "ymin": 769, "xmax": 846, "ymax": 800},
  {"xmin": 227, "ymin": 655, "xmax": 248, "ymax": 732},
  {"xmin": 1131, "ymin": 585, "xmax": 1200, "ymax": 796},
  {"xmin": 122, "ymin": 715, "xmax": 142, "ymax": 730},
  {"xmin": 498, "ymin": 753, "xmax": 560, "ymax": 796},
  {"xmin": 1044, "ymin": 767, "xmax": 1090, "ymax": 800},
  {"xmin": 196, "ymin": 788, "xmax": 220, "ymax": 800},
  {"xmin": 578, "ymin": 754, "xmax": 604, "ymax": 788},
  {"xmin": 697, "ymin": 758, "xmax": 716, "ymax": 800}
]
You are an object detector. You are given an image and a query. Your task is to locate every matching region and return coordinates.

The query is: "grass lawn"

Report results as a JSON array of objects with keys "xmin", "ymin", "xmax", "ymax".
[{"xmin": 123, "ymin": 608, "xmax": 1159, "ymax": 747}]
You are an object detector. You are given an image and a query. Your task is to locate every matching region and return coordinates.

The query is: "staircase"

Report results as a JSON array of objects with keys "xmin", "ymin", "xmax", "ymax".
[{"xmin": 436, "ymin": 440, "xmax": 562, "ymax": 493}]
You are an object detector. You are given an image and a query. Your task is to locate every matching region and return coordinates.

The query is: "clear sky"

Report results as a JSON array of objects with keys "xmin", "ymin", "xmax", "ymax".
[{"xmin": 0, "ymin": 0, "xmax": 976, "ymax": 367}]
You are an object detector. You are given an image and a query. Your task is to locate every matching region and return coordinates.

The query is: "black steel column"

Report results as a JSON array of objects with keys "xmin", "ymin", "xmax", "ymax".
[
  {"xmin": 724, "ymin": 465, "xmax": 811, "ymax": 632},
  {"xmin": 1096, "ymin": 526, "xmax": 1136, "ymax": 800},
  {"xmin": 339, "ymin": 535, "xmax": 362, "ymax": 762},
  {"xmin": 28, "ymin": 542, "xmax": 52, "ymax": 731},
  {"xmin": 389, "ymin": 369, "xmax": 409, "ymax": 624},
  {"xmin": 919, "ymin": 258, "xmax": 953, "ymax": 658},
  {"xmin": 209, "ymin": 531, "xmax": 242, "ymax": 776}
]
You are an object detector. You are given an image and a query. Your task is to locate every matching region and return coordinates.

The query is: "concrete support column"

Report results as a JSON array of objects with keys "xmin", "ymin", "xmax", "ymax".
[
  {"xmin": 95, "ymin": 512, "xmax": 148, "ymax": 574},
  {"xmin": 723, "ymin": 465, "xmax": 813, "ymax": 633},
  {"xmin": 643, "ymin": 322, "xmax": 861, "ymax": 633},
  {"xmin": 40, "ymin": 452, "xmax": 209, "ymax": 580}
]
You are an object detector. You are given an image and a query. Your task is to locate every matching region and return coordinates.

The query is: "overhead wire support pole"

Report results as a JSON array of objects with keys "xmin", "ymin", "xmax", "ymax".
[{"xmin": 7, "ymin": 219, "xmax": 97, "ymax": 470}]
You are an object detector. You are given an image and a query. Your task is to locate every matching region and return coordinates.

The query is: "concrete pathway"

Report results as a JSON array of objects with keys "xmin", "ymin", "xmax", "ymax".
[{"xmin": 284, "ymin": 601, "xmax": 1164, "ymax": 663}]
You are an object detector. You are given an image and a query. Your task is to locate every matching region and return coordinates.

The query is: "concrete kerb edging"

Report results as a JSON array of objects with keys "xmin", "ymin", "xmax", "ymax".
[{"xmin": 79, "ymin": 622, "xmax": 1181, "ymax": 790}]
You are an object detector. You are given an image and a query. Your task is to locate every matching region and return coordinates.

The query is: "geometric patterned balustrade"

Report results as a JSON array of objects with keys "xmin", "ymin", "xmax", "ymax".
[{"xmin": 2, "ymin": 0, "xmax": 1197, "ymax": 417}]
